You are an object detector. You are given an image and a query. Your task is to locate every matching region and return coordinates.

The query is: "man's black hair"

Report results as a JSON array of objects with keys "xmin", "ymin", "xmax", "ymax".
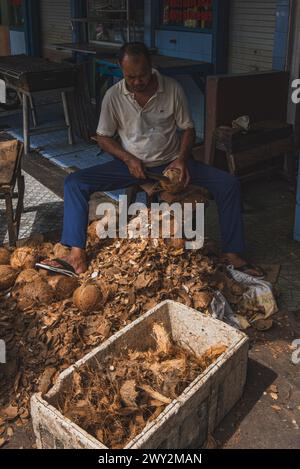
[{"xmin": 117, "ymin": 42, "xmax": 151, "ymax": 65}]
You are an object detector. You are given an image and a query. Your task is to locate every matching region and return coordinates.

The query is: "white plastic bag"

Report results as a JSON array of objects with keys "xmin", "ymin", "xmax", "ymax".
[{"xmin": 210, "ymin": 266, "xmax": 278, "ymax": 330}]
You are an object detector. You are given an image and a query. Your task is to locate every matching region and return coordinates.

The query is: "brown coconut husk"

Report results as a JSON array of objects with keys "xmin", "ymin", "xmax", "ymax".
[
  {"xmin": 0, "ymin": 247, "xmax": 11, "ymax": 265},
  {"xmin": 73, "ymin": 284, "xmax": 104, "ymax": 314},
  {"xmin": 87, "ymin": 221, "xmax": 101, "ymax": 244},
  {"xmin": 15, "ymin": 269, "xmax": 41, "ymax": 286},
  {"xmin": 48, "ymin": 275, "xmax": 79, "ymax": 301},
  {"xmin": 53, "ymin": 243, "xmax": 70, "ymax": 259},
  {"xmin": 0, "ymin": 265, "xmax": 19, "ymax": 291},
  {"xmin": 60, "ymin": 322, "xmax": 227, "ymax": 448},
  {"xmin": 193, "ymin": 291, "xmax": 213, "ymax": 310},
  {"xmin": 12, "ymin": 278, "xmax": 54, "ymax": 310},
  {"xmin": 37, "ymin": 242, "xmax": 54, "ymax": 259},
  {"xmin": 10, "ymin": 247, "xmax": 38, "ymax": 270}
]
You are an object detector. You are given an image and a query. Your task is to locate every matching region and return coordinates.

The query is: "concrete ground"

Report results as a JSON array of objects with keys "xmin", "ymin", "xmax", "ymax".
[{"xmin": 1, "ymin": 157, "xmax": 300, "ymax": 449}]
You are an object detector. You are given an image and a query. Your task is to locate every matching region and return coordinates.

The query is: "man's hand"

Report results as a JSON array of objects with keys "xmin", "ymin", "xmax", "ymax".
[
  {"xmin": 165, "ymin": 158, "xmax": 190, "ymax": 187},
  {"xmin": 126, "ymin": 156, "xmax": 146, "ymax": 180}
]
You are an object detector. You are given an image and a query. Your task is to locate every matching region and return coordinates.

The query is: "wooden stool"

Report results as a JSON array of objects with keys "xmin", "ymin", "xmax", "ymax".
[{"xmin": 0, "ymin": 138, "xmax": 24, "ymax": 246}]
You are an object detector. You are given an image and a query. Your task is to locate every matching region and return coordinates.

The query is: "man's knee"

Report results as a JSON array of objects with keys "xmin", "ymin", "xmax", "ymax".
[{"xmin": 64, "ymin": 172, "xmax": 81, "ymax": 191}]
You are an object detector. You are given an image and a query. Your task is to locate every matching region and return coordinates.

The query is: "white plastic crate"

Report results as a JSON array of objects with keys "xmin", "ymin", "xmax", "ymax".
[{"xmin": 31, "ymin": 300, "xmax": 249, "ymax": 449}]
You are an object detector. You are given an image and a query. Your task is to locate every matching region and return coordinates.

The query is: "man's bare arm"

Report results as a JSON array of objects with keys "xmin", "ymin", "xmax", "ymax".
[
  {"xmin": 97, "ymin": 135, "xmax": 146, "ymax": 179},
  {"xmin": 166, "ymin": 128, "xmax": 196, "ymax": 186}
]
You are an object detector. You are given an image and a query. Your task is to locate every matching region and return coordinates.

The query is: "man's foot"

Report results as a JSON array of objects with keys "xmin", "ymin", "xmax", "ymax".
[
  {"xmin": 40, "ymin": 247, "xmax": 88, "ymax": 275},
  {"xmin": 220, "ymin": 253, "xmax": 265, "ymax": 278}
]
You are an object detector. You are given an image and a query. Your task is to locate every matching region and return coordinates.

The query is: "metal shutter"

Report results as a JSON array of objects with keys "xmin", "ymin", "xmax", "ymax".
[
  {"xmin": 40, "ymin": 0, "xmax": 72, "ymax": 59},
  {"xmin": 228, "ymin": 0, "xmax": 277, "ymax": 73}
]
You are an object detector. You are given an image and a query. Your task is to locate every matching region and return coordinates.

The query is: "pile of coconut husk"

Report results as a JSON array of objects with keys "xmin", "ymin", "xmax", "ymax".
[
  {"xmin": 60, "ymin": 323, "xmax": 227, "ymax": 448},
  {"xmin": 0, "ymin": 226, "xmax": 267, "ymax": 447}
]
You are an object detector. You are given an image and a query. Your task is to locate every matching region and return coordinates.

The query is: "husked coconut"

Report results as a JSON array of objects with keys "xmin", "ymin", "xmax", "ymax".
[
  {"xmin": 73, "ymin": 284, "xmax": 103, "ymax": 314},
  {"xmin": 10, "ymin": 247, "xmax": 38, "ymax": 270},
  {"xmin": 12, "ymin": 278, "xmax": 54, "ymax": 310},
  {"xmin": 48, "ymin": 275, "xmax": 79, "ymax": 300},
  {"xmin": 193, "ymin": 291, "xmax": 213, "ymax": 310},
  {"xmin": 53, "ymin": 243, "xmax": 70, "ymax": 259},
  {"xmin": 0, "ymin": 247, "xmax": 11, "ymax": 265},
  {"xmin": 38, "ymin": 242, "xmax": 54, "ymax": 258},
  {"xmin": 161, "ymin": 168, "xmax": 185, "ymax": 194},
  {"xmin": 15, "ymin": 268, "xmax": 40, "ymax": 285},
  {"xmin": 0, "ymin": 265, "xmax": 19, "ymax": 291}
]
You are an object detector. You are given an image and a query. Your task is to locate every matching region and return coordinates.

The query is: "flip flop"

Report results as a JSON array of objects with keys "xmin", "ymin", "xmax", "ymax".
[
  {"xmin": 234, "ymin": 263, "xmax": 265, "ymax": 279},
  {"xmin": 35, "ymin": 258, "xmax": 78, "ymax": 278}
]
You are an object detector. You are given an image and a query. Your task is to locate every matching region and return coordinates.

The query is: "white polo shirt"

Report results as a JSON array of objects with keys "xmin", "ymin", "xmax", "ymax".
[{"xmin": 96, "ymin": 69, "xmax": 195, "ymax": 167}]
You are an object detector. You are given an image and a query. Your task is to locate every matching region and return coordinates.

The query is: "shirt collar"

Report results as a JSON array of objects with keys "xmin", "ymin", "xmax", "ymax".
[{"xmin": 122, "ymin": 68, "xmax": 164, "ymax": 96}]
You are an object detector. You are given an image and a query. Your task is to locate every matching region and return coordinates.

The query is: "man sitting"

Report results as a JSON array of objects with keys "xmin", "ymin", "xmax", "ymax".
[{"xmin": 40, "ymin": 42, "xmax": 263, "ymax": 278}]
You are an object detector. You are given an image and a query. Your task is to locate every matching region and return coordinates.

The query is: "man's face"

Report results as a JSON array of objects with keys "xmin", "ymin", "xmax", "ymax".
[{"xmin": 121, "ymin": 55, "xmax": 152, "ymax": 93}]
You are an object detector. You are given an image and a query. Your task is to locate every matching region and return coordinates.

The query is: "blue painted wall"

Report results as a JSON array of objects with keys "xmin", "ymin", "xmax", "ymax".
[
  {"xmin": 9, "ymin": 29, "xmax": 26, "ymax": 55},
  {"xmin": 273, "ymin": 0, "xmax": 290, "ymax": 70}
]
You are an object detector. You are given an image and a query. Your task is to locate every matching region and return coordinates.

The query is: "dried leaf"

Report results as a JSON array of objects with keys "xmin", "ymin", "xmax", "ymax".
[
  {"xmin": 2, "ymin": 405, "xmax": 18, "ymax": 420},
  {"xmin": 139, "ymin": 384, "xmax": 172, "ymax": 405},
  {"xmin": 152, "ymin": 323, "xmax": 172, "ymax": 355}
]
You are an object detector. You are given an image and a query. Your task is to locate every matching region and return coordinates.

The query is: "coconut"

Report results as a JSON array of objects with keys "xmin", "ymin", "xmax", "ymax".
[
  {"xmin": 15, "ymin": 268, "xmax": 41, "ymax": 285},
  {"xmin": 38, "ymin": 242, "xmax": 54, "ymax": 258},
  {"xmin": 161, "ymin": 168, "xmax": 185, "ymax": 194},
  {"xmin": 12, "ymin": 278, "xmax": 54, "ymax": 310},
  {"xmin": 53, "ymin": 243, "xmax": 70, "ymax": 259},
  {"xmin": 10, "ymin": 247, "xmax": 38, "ymax": 270},
  {"xmin": 73, "ymin": 284, "xmax": 103, "ymax": 314},
  {"xmin": 193, "ymin": 291, "xmax": 213, "ymax": 310},
  {"xmin": 0, "ymin": 265, "xmax": 19, "ymax": 291},
  {"xmin": 0, "ymin": 247, "xmax": 11, "ymax": 265},
  {"xmin": 48, "ymin": 275, "xmax": 79, "ymax": 300}
]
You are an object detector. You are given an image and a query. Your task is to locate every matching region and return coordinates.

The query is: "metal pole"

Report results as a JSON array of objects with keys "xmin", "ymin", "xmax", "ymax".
[{"xmin": 22, "ymin": 92, "xmax": 30, "ymax": 154}]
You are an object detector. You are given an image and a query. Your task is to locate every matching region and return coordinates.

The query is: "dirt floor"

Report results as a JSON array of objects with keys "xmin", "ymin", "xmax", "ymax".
[{"xmin": 1, "ymin": 169, "xmax": 300, "ymax": 449}]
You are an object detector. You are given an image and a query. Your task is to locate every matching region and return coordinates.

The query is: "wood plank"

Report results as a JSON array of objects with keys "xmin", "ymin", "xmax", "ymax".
[{"xmin": 0, "ymin": 140, "xmax": 19, "ymax": 186}]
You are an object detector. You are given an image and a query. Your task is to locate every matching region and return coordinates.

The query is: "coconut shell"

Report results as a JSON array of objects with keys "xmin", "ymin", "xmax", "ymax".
[
  {"xmin": 12, "ymin": 278, "xmax": 54, "ymax": 310},
  {"xmin": 10, "ymin": 247, "xmax": 38, "ymax": 270},
  {"xmin": 15, "ymin": 269, "xmax": 41, "ymax": 285},
  {"xmin": 53, "ymin": 243, "xmax": 70, "ymax": 259},
  {"xmin": 73, "ymin": 284, "xmax": 103, "ymax": 314},
  {"xmin": 0, "ymin": 265, "xmax": 19, "ymax": 291},
  {"xmin": 48, "ymin": 275, "xmax": 79, "ymax": 300},
  {"xmin": 161, "ymin": 168, "xmax": 185, "ymax": 194},
  {"xmin": 0, "ymin": 247, "xmax": 11, "ymax": 265}
]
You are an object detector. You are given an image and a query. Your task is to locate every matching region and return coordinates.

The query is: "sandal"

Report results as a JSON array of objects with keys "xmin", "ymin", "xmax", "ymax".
[
  {"xmin": 35, "ymin": 258, "xmax": 78, "ymax": 278},
  {"xmin": 233, "ymin": 263, "xmax": 265, "ymax": 279}
]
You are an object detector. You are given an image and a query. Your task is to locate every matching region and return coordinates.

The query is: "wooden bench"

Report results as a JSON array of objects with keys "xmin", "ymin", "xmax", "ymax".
[{"xmin": 0, "ymin": 137, "xmax": 24, "ymax": 246}]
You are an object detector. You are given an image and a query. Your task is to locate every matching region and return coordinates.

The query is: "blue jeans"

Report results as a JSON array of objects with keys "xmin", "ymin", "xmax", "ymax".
[{"xmin": 60, "ymin": 156, "xmax": 245, "ymax": 253}]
